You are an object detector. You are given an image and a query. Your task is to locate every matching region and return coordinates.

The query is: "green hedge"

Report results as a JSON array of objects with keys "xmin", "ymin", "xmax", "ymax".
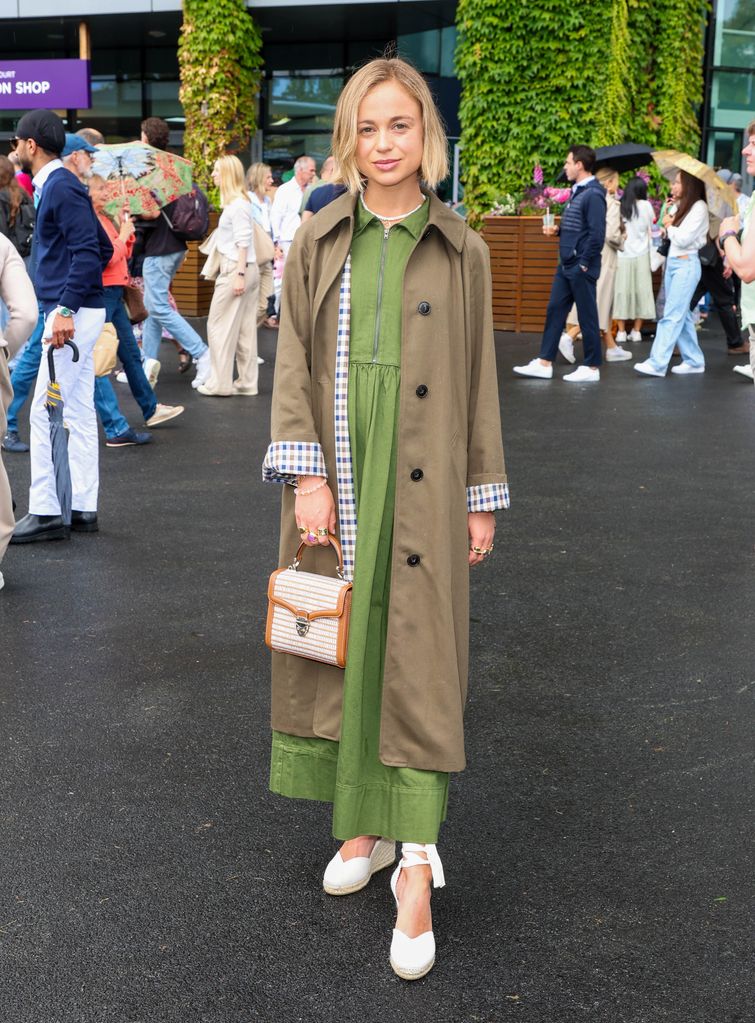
[
  {"xmin": 179, "ymin": 0, "xmax": 263, "ymax": 202},
  {"xmin": 456, "ymin": 0, "xmax": 708, "ymax": 225}
]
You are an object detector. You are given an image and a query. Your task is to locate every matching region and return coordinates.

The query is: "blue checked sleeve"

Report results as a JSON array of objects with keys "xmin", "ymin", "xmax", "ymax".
[
  {"xmin": 467, "ymin": 482, "xmax": 510, "ymax": 513},
  {"xmin": 262, "ymin": 440, "xmax": 327, "ymax": 485}
]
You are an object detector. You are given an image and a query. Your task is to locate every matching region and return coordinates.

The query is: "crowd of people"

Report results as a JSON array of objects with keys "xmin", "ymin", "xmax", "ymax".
[
  {"xmin": 2, "ymin": 72, "xmax": 754, "ymax": 985},
  {"xmin": 514, "ymin": 141, "xmax": 755, "ymax": 382}
]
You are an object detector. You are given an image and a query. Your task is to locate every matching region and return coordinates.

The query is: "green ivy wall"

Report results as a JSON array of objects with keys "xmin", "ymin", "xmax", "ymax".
[
  {"xmin": 178, "ymin": 0, "xmax": 263, "ymax": 200},
  {"xmin": 456, "ymin": 0, "xmax": 709, "ymax": 225}
]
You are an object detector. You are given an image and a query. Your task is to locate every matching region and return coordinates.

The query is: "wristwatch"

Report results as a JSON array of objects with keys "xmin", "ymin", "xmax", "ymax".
[
  {"xmin": 719, "ymin": 230, "xmax": 738, "ymax": 246},
  {"xmin": 56, "ymin": 306, "xmax": 73, "ymax": 318}
]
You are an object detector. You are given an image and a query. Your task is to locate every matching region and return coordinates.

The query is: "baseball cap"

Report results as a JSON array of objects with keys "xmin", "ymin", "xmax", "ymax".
[
  {"xmin": 62, "ymin": 132, "xmax": 98, "ymax": 157},
  {"xmin": 15, "ymin": 110, "xmax": 66, "ymax": 156}
]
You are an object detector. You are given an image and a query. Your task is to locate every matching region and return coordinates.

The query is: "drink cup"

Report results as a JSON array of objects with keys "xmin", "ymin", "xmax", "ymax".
[{"xmin": 543, "ymin": 211, "xmax": 555, "ymax": 229}]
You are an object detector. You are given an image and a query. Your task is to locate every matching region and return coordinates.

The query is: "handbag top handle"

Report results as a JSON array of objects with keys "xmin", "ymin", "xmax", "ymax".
[{"xmin": 291, "ymin": 533, "xmax": 345, "ymax": 579}]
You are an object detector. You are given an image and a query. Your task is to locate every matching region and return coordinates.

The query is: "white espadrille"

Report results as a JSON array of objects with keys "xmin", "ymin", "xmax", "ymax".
[
  {"xmin": 389, "ymin": 843, "xmax": 445, "ymax": 981},
  {"xmin": 322, "ymin": 838, "xmax": 396, "ymax": 896}
]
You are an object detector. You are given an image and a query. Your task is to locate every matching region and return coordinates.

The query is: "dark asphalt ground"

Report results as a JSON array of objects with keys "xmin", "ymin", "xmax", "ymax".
[{"xmin": 1, "ymin": 321, "xmax": 753, "ymax": 1023}]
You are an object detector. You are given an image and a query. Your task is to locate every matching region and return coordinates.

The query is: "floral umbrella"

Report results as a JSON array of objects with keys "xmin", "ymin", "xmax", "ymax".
[
  {"xmin": 91, "ymin": 141, "xmax": 194, "ymax": 218},
  {"xmin": 652, "ymin": 149, "xmax": 739, "ymax": 220}
]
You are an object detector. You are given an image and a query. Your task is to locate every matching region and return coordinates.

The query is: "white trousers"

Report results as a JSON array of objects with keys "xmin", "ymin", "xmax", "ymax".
[
  {"xmin": 204, "ymin": 259, "xmax": 260, "ymax": 395},
  {"xmin": 29, "ymin": 306, "xmax": 105, "ymax": 515}
]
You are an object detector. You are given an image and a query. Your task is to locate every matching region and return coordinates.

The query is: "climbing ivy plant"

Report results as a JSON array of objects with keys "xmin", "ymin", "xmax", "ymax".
[
  {"xmin": 178, "ymin": 0, "xmax": 263, "ymax": 202},
  {"xmin": 456, "ymin": 0, "xmax": 709, "ymax": 226}
]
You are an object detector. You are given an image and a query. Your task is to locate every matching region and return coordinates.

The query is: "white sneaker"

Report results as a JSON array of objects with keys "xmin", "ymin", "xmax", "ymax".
[
  {"xmin": 0, "ymin": 570, "xmax": 4, "ymax": 591},
  {"xmin": 144, "ymin": 357, "xmax": 161, "ymax": 388},
  {"xmin": 635, "ymin": 360, "xmax": 666, "ymax": 377},
  {"xmin": 194, "ymin": 349, "xmax": 211, "ymax": 387},
  {"xmin": 628, "ymin": 330, "xmax": 643, "ymax": 342},
  {"xmin": 513, "ymin": 358, "xmax": 553, "ymax": 379},
  {"xmin": 605, "ymin": 346, "xmax": 632, "ymax": 362},
  {"xmin": 145, "ymin": 403, "xmax": 185, "ymax": 427},
  {"xmin": 564, "ymin": 365, "xmax": 600, "ymax": 382},
  {"xmin": 115, "ymin": 370, "xmax": 127, "ymax": 384},
  {"xmin": 671, "ymin": 362, "xmax": 705, "ymax": 375},
  {"xmin": 615, "ymin": 330, "xmax": 628, "ymax": 343},
  {"xmin": 558, "ymin": 333, "xmax": 576, "ymax": 363},
  {"xmin": 322, "ymin": 838, "xmax": 396, "ymax": 896},
  {"xmin": 256, "ymin": 356, "xmax": 265, "ymax": 365},
  {"xmin": 733, "ymin": 364, "xmax": 754, "ymax": 379}
]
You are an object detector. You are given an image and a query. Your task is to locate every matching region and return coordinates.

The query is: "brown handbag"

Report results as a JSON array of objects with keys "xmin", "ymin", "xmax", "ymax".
[
  {"xmin": 266, "ymin": 534, "xmax": 352, "ymax": 668},
  {"xmin": 123, "ymin": 282, "xmax": 148, "ymax": 324}
]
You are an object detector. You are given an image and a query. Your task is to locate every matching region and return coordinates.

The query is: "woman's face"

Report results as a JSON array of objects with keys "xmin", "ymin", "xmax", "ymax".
[
  {"xmin": 264, "ymin": 171, "xmax": 273, "ymax": 190},
  {"xmin": 88, "ymin": 179, "xmax": 106, "ymax": 212},
  {"xmin": 671, "ymin": 173, "xmax": 682, "ymax": 200},
  {"xmin": 211, "ymin": 163, "xmax": 221, "ymax": 187},
  {"xmin": 355, "ymin": 80, "xmax": 424, "ymax": 190}
]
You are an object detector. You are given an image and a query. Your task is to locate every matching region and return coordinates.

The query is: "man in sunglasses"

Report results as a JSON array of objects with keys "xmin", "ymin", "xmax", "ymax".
[{"xmin": 9, "ymin": 109, "xmax": 112, "ymax": 544}]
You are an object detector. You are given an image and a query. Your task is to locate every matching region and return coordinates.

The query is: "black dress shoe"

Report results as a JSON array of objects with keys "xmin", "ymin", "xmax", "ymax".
[
  {"xmin": 10, "ymin": 513, "xmax": 70, "ymax": 544},
  {"xmin": 71, "ymin": 511, "xmax": 99, "ymax": 533}
]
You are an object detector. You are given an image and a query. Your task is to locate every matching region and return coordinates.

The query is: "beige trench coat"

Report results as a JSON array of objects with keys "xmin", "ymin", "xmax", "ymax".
[{"xmin": 267, "ymin": 191, "xmax": 508, "ymax": 773}]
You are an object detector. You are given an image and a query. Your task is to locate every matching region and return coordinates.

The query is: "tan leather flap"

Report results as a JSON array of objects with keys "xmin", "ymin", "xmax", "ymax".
[{"xmin": 268, "ymin": 568, "xmax": 351, "ymax": 620}]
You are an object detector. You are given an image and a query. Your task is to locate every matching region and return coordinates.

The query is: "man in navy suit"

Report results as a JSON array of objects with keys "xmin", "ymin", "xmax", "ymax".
[
  {"xmin": 514, "ymin": 145, "xmax": 607, "ymax": 383},
  {"xmin": 10, "ymin": 110, "xmax": 111, "ymax": 543}
]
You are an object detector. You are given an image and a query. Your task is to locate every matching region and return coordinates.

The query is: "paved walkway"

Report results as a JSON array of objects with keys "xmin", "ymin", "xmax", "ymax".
[{"xmin": 1, "ymin": 322, "xmax": 752, "ymax": 1022}]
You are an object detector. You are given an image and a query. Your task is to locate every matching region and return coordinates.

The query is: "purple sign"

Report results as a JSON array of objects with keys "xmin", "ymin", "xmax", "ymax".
[{"xmin": 0, "ymin": 60, "xmax": 91, "ymax": 111}]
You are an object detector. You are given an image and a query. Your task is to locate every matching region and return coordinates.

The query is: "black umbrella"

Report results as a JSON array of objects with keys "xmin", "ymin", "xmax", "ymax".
[
  {"xmin": 557, "ymin": 143, "xmax": 653, "ymax": 181},
  {"xmin": 45, "ymin": 340, "xmax": 79, "ymax": 527}
]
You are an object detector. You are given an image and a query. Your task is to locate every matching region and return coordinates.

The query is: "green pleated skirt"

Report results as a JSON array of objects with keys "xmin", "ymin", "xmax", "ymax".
[{"xmin": 269, "ymin": 361, "xmax": 449, "ymax": 843}]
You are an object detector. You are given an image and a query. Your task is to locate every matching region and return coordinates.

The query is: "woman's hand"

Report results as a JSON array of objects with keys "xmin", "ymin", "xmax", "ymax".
[
  {"xmin": 719, "ymin": 214, "xmax": 740, "ymax": 237},
  {"xmin": 119, "ymin": 216, "xmax": 135, "ymax": 241},
  {"xmin": 233, "ymin": 272, "xmax": 246, "ymax": 297},
  {"xmin": 468, "ymin": 511, "xmax": 495, "ymax": 567},
  {"xmin": 295, "ymin": 476, "xmax": 337, "ymax": 546},
  {"xmin": 662, "ymin": 213, "xmax": 674, "ymax": 229}
]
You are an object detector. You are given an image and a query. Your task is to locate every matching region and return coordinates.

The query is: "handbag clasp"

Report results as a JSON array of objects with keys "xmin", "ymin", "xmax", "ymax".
[{"xmin": 295, "ymin": 615, "xmax": 310, "ymax": 637}]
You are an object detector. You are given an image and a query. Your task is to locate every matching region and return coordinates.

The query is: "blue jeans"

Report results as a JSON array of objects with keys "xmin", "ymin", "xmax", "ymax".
[
  {"xmin": 142, "ymin": 252, "xmax": 207, "ymax": 361},
  {"xmin": 648, "ymin": 255, "xmax": 704, "ymax": 372},
  {"xmin": 104, "ymin": 285, "xmax": 156, "ymax": 421},
  {"xmin": 7, "ymin": 306, "xmax": 44, "ymax": 433}
]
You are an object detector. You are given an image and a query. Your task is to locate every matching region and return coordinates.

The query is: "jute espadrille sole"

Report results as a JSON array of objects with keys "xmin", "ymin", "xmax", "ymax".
[{"xmin": 323, "ymin": 841, "xmax": 396, "ymax": 896}]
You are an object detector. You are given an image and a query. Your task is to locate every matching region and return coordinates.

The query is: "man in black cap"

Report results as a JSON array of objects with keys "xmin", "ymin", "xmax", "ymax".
[{"xmin": 10, "ymin": 109, "xmax": 112, "ymax": 543}]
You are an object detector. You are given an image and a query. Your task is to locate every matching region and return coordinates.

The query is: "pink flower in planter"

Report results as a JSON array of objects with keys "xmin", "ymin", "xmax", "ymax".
[
  {"xmin": 533, "ymin": 164, "xmax": 544, "ymax": 186},
  {"xmin": 544, "ymin": 186, "xmax": 571, "ymax": 204}
]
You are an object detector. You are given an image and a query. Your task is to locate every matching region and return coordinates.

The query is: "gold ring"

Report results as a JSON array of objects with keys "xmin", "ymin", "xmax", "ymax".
[
  {"xmin": 471, "ymin": 545, "xmax": 494, "ymax": 555},
  {"xmin": 316, "ymin": 528, "xmax": 329, "ymax": 537},
  {"xmin": 298, "ymin": 526, "xmax": 307, "ymax": 534}
]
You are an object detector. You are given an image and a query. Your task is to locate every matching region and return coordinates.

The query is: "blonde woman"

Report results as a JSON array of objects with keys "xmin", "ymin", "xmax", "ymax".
[
  {"xmin": 263, "ymin": 57, "xmax": 507, "ymax": 980},
  {"xmin": 560, "ymin": 167, "xmax": 631, "ymax": 362},
  {"xmin": 246, "ymin": 162, "xmax": 278, "ymax": 328},
  {"xmin": 196, "ymin": 156, "xmax": 259, "ymax": 397}
]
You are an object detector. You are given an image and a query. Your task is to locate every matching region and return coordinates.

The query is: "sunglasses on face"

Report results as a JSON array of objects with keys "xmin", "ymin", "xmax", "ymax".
[{"xmin": 9, "ymin": 138, "xmax": 21, "ymax": 151}]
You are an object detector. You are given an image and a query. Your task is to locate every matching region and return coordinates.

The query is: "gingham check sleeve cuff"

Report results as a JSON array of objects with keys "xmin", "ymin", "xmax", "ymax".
[
  {"xmin": 262, "ymin": 441, "xmax": 328, "ymax": 485},
  {"xmin": 467, "ymin": 482, "xmax": 510, "ymax": 512}
]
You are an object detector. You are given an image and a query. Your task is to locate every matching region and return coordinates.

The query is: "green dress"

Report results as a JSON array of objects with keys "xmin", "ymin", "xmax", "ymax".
[{"xmin": 269, "ymin": 198, "xmax": 449, "ymax": 843}]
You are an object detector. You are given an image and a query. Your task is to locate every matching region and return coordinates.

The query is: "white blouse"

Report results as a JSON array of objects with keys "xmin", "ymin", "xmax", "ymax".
[
  {"xmin": 216, "ymin": 196, "xmax": 256, "ymax": 263},
  {"xmin": 619, "ymin": 199, "xmax": 654, "ymax": 259},
  {"xmin": 667, "ymin": 199, "xmax": 709, "ymax": 258}
]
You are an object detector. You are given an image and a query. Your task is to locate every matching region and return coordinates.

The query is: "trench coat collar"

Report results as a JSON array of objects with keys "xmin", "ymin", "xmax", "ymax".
[{"xmin": 311, "ymin": 187, "xmax": 467, "ymax": 253}]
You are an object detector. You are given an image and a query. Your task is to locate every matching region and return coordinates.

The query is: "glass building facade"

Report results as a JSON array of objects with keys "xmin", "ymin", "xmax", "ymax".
[
  {"xmin": 0, "ymin": 2, "xmax": 459, "ymax": 188},
  {"xmin": 703, "ymin": 0, "xmax": 755, "ymax": 184}
]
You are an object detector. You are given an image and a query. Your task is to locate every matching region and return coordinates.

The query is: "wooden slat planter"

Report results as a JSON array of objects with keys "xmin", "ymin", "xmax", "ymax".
[
  {"xmin": 172, "ymin": 211, "xmax": 219, "ymax": 318},
  {"xmin": 482, "ymin": 215, "xmax": 559, "ymax": 333}
]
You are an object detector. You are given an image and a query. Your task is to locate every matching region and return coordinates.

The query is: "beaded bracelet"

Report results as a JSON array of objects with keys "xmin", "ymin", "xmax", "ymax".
[{"xmin": 295, "ymin": 477, "xmax": 328, "ymax": 497}]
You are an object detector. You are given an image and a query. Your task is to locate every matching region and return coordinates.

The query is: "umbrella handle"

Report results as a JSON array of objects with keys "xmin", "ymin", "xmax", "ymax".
[{"xmin": 47, "ymin": 339, "xmax": 80, "ymax": 384}]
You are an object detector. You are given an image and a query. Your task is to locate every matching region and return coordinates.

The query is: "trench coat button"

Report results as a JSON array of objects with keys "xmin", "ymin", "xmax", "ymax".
[
  {"xmin": 407, "ymin": 554, "xmax": 421, "ymax": 566},
  {"xmin": 418, "ymin": 301, "xmax": 431, "ymax": 316},
  {"xmin": 410, "ymin": 468, "xmax": 424, "ymax": 482},
  {"xmin": 415, "ymin": 384, "xmax": 428, "ymax": 398}
]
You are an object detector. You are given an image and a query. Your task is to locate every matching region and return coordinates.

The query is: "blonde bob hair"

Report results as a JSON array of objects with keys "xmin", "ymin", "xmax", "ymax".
[
  {"xmin": 246, "ymin": 161, "xmax": 271, "ymax": 194},
  {"xmin": 332, "ymin": 57, "xmax": 448, "ymax": 194},
  {"xmin": 214, "ymin": 154, "xmax": 248, "ymax": 207}
]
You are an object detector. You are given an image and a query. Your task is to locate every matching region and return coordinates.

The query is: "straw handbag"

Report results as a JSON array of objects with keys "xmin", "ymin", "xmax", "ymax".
[
  {"xmin": 266, "ymin": 535, "xmax": 352, "ymax": 668},
  {"xmin": 93, "ymin": 322, "xmax": 118, "ymax": 377}
]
